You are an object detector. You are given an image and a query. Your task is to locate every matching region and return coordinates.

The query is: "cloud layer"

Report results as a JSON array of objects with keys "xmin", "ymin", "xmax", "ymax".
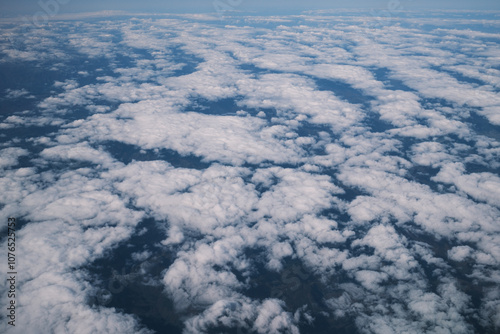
[{"xmin": 1, "ymin": 10, "xmax": 500, "ymax": 334}]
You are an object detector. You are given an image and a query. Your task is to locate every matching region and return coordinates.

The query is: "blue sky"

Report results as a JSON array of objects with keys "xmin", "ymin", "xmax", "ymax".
[{"xmin": 1, "ymin": 0, "xmax": 500, "ymax": 17}]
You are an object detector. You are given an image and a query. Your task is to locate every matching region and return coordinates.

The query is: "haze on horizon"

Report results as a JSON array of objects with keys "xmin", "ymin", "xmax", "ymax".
[{"xmin": 1, "ymin": 0, "xmax": 500, "ymax": 18}]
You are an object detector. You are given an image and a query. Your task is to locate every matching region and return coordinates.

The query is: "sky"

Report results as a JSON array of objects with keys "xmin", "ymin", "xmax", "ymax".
[{"xmin": 1, "ymin": 0, "xmax": 500, "ymax": 17}]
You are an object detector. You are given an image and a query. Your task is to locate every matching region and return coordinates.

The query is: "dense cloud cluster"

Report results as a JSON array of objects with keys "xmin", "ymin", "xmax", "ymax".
[{"xmin": 1, "ymin": 10, "xmax": 499, "ymax": 334}]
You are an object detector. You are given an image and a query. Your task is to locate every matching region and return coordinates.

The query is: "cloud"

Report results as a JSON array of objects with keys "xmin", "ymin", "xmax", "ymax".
[
  {"xmin": 0, "ymin": 147, "xmax": 29, "ymax": 169},
  {"xmin": 410, "ymin": 141, "xmax": 453, "ymax": 167},
  {"xmin": 0, "ymin": 166, "xmax": 149, "ymax": 333},
  {"xmin": 3, "ymin": 88, "xmax": 34, "ymax": 99},
  {"xmin": 448, "ymin": 245, "xmax": 473, "ymax": 262},
  {"xmin": 40, "ymin": 142, "xmax": 117, "ymax": 167},
  {"xmin": 61, "ymin": 99, "xmax": 307, "ymax": 165},
  {"xmin": 432, "ymin": 162, "xmax": 500, "ymax": 207},
  {"xmin": 183, "ymin": 298, "xmax": 300, "ymax": 334}
]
